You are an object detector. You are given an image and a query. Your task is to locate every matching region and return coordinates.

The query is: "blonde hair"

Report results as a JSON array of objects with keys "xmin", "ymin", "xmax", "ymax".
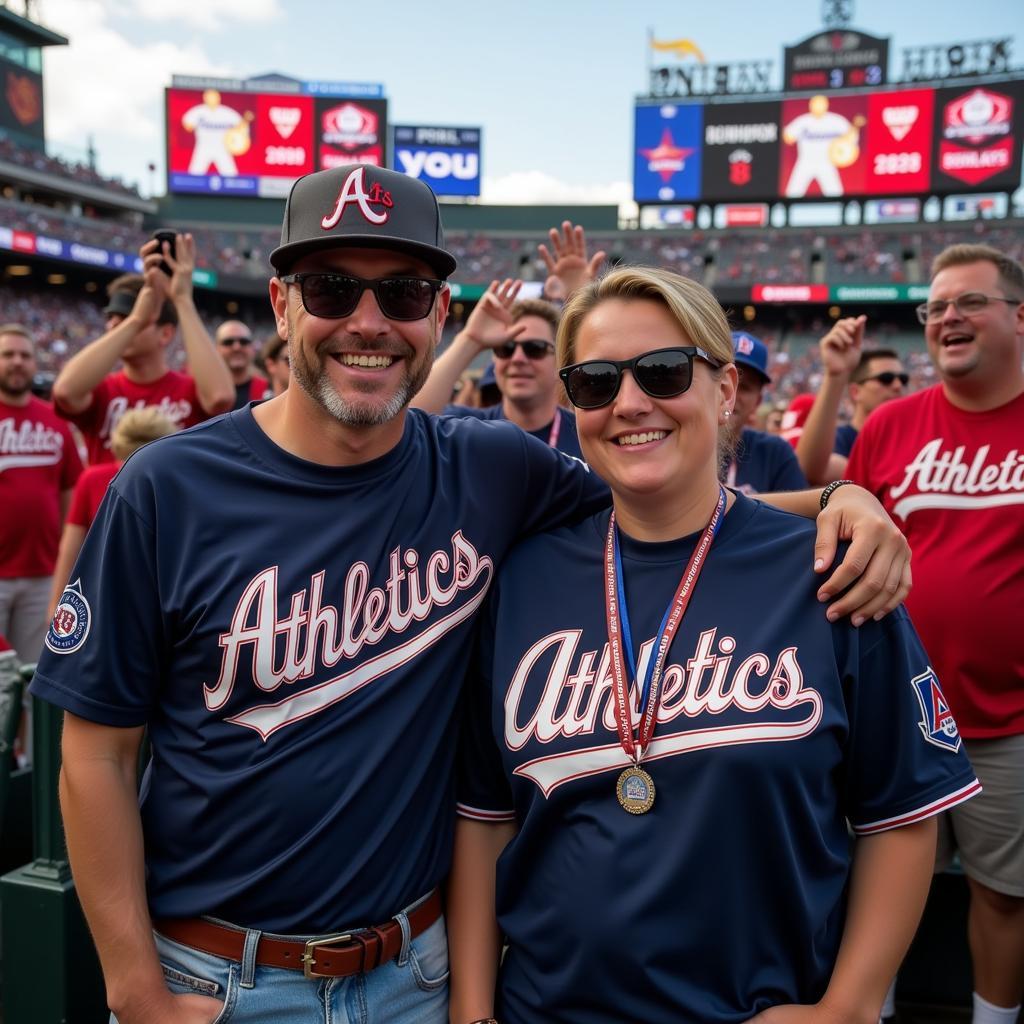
[
  {"xmin": 110, "ymin": 407, "xmax": 177, "ymax": 462},
  {"xmin": 556, "ymin": 265, "xmax": 734, "ymax": 370}
]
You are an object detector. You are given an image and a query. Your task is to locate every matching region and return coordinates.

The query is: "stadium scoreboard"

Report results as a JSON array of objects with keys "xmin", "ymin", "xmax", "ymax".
[
  {"xmin": 165, "ymin": 76, "xmax": 388, "ymax": 198},
  {"xmin": 635, "ymin": 80, "xmax": 1024, "ymax": 206}
]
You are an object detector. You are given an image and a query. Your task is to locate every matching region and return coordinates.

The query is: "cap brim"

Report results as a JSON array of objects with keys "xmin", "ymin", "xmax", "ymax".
[
  {"xmin": 270, "ymin": 234, "xmax": 457, "ymax": 279},
  {"xmin": 733, "ymin": 357, "xmax": 771, "ymax": 385}
]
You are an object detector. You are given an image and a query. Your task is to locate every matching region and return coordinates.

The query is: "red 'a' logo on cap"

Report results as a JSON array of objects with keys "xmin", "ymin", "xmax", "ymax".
[{"xmin": 321, "ymin": 166, "xmax": 393, "ymax": 229}]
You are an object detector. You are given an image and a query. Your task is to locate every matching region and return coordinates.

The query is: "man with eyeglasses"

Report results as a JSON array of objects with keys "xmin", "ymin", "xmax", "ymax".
[
  {"xmin": 846, "ymin": 243, "xmax": 1024, "ymax": 1024},
  {"xmin": 215, "ymin": 320, "xmax": 270, "ymax": 410},
  {"xmin": 413, "ymin": 281, "xmax": 584, "ymax": 459},
  {"xmin": 796, "ymin": 315, "xmax": 908, "ymax": 485},
  {"xmin": 52, "ymin": 234, "xmax": 234, "ymax": 464},
  {"xmin": 31, "ymin": 163, "xmax": 913, "ymax": 1024}
]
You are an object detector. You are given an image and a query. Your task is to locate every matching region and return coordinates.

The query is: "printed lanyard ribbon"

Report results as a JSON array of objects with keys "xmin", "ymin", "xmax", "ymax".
[{"xmin": 604, "ymin": 486, "xmax": 726, "ymax": 764}]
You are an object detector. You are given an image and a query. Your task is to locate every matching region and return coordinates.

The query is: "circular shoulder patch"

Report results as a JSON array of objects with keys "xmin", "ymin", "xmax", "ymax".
[{"xmin": 45, "ymin": 583, "xmax": 92, "ymax": 655}]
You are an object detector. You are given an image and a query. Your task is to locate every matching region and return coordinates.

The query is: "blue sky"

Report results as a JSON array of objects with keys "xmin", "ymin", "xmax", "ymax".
[{"xmin": 32, "ymin": 0, "xmax": 1024, "ymax": 202}]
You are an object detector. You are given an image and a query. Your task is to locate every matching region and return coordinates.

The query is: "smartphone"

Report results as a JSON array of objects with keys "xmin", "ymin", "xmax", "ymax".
[{"xmin": 151, "ymin": 229, "xmax": 177, "ymax": 276}]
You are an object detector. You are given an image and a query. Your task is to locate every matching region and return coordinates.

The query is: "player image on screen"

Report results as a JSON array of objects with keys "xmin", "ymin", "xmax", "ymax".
[
  {"xmin": 783, "ymin": 95, "xmax": 866, "ymax": 198},
  {"xmin": 181, "ymin": 89, "xmax": 252, "ymax": 176}
]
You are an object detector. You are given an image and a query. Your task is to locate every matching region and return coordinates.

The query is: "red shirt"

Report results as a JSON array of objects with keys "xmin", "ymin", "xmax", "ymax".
[
  {"xmin": 847, "ymin": 386, "xmax": 1024, "ymax": 738},
  {"xmin": 57, "ymin": 370, "xmax": 208, "ymax": 464},
  {"xmin": 0, "ymin": 396, "xmax": 83, "ymax": 577},
  {"xmin": 67, "ymin": 461, "xmax": 120, "ymax": 530}
]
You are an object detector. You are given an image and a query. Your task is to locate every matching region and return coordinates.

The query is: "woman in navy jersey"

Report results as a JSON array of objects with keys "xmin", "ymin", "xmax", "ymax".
[{"xmin": 448, "ymin": 267, "xmax": 980, "ymax": 1024}]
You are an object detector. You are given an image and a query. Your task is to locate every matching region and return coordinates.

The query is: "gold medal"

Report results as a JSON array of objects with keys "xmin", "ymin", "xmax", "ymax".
[{"xmin": 616, "ymin": 766, "xmax": 655, "ymax": 814}]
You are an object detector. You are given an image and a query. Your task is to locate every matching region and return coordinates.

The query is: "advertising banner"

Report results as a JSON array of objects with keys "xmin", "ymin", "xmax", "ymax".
[
  {"xmin": 634, "ymin": 102, "xmax": 703, "ymax": 202},
  {"xmin": 0, "ymin": 55, "xmax": 44, "ymax": 143},
  {"xmin": 784, "ymin": 29, "xmax": 888, "ymax": 91},
  {"xmin": 392, "ymin": 125, "xmax": 481, "ymax": 196},
  {"xmin": 701, "ymin": 101, "xmax": 781, "ymax": 200},
  {"xmin": 714, "ymin": 203, "xmax": 769, "ymax": 228},
  {"xmin": 779, "ymin": 94, "xmax": 870, "ymax": 198},
  {"xmin": 316, "ymin": 97, "xmax": 388, "ymax": 170},
  {"xmin": 863, "ymin": 88, "xmax": 935, "ymax": 194},
  {"xmin": 752, "ymin": 284, "xmax": 830, "ymax": 303},
  {"xmin": 932, "ymin": 83, "xmax": 1023, "ymax": 190}
]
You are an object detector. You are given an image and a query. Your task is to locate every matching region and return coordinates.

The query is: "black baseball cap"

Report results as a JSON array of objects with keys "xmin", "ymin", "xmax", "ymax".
[{"xmin": 270, "ymin": 164, "xmax": 457, "ymax": 279}]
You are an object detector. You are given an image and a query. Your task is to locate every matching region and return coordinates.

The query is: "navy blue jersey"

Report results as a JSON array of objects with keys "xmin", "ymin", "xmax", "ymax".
[
  {"xmin": 834, "ymin": 423, "xmax": 858, "ymax": 458},
  {"xmin": 32, "ymin": 407, "xmax": 607, "ymax": 933},
  {"xmin": 727, "ymin": 426, "xmax": 807, "ymax": 494},
  {"xmin": 458, "ymin": 493, "xmax": 978, "ymax": 1024},
  {"xmin": 443, "ymin": 402, "xmax": 584, "ymax": 461}
]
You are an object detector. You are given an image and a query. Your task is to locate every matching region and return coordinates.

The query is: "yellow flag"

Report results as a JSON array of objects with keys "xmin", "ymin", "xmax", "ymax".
[{"xmin": 650, "ymin": 38, "xmax": 706, "ymax": 62}]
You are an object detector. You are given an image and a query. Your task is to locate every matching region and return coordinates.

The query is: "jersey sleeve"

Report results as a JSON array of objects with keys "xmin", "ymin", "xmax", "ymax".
[
  {"xmin": 65, "ymin": 471, "xmax": 93, "ymax": 527},
  {"xmin": 456, "ymin": 587, "xmax": 515, "ymax": 822},
  {"xmin": 845, "ymin": 421, "xmax": 879, "ymax": 495},
  {"xmin": 54, "ymin": 376, "xmax": 109, "ymax": 433},
  {"xmin": 30, "ymin": 478, "xmax": 166, "ymax": 728},
  {"xmin": 512, "ymin": 429, "xmax": 609, "ymax": 536},
  {"xmin": 842, "ymin": 608, "xmax": 980, "ymax": 834},
  {"xmin": 767, "ymin": 435, "xmax": 808, "ymax": 491}
]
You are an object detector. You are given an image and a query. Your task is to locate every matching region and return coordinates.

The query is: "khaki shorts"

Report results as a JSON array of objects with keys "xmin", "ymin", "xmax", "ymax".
[{"xmin": 936, "ymin": 733, "xmax": 1024, "ymax": 897}]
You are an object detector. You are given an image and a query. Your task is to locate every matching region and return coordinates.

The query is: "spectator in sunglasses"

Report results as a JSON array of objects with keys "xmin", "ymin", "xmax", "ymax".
[
  {"xmin": 796, "ymin": 315, "xmax": 908, "ymax": 485},
  {"xmin": 260, "ymin": 332, "xmax": 291, "ymax": 397},
  {"xmin": 414, "ymin": 282, "xmax": 584, "ymax": 459},
  {"xmin": 448, "ymin": 266, "xmax": 975, "ymax": 1024},
  {"xmin": 215, "ymin": 319, "xmax": 269, "ymax": 410}
]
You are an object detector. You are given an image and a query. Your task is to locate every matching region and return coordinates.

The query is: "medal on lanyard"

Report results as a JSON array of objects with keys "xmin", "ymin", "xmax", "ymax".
[
  {"xmin": 605, "ymin": 486, "xmax": 726, "ymax": 814},
  {"xmin": 547, "ymin": 408, "xmax": 561, "ymax": 449}
]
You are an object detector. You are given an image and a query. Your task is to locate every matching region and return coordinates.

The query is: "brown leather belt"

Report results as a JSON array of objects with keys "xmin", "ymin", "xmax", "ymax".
[{"xmin": 154, "ymin": 889, "xmax": 441, "ymax": 980}]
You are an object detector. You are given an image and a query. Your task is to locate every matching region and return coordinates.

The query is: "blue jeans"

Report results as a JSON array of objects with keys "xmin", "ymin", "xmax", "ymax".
[{"xmin": 112, "ymin": 897, "xmax": 449, "ymax": 1023}]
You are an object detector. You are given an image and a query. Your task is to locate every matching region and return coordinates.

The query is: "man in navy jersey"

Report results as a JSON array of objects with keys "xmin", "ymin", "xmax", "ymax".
[
  {"xmin": 414, "ymin": 284, "xmax": 584, "ymax": 459},
  {"xmin": 33, "ymin": 164, "xmax": 910, "ymax": 1024},
  {"xmin": 725, "ymin": 330, "xmax": 807, "ymax": 493}
]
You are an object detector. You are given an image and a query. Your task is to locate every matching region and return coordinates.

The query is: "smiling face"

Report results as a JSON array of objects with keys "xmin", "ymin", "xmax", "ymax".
[
  {"xmin": 926, "ymin": 260, "xmax": 1024, "ymax": 392},
  {"xmin": 572, "ymin": 297, "xmax": 735, "ymax": 516},
  {"xmin": 494, "ymin": 314, "xmax": 558, "ymax": 409},
  {"xmin": 270, "ymin": 247, "xmax": 449, "ymax": 430}
]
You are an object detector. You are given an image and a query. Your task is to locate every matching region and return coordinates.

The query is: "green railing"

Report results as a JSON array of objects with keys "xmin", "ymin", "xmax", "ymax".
[{"xmin": 1, "ymin": 665, "xmax": 106, "ymax": 1023}]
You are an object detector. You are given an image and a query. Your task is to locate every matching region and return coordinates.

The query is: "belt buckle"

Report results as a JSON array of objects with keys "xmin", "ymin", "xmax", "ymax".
[{"xmin": 301, "ymin": 933, "xmax": 352, "ymax": 979}]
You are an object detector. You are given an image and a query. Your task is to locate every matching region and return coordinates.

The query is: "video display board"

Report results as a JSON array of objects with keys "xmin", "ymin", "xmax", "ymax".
[
  {"xmin": 635, "ymin": 78, "xmax": 1024, "ymax": 204},
  {"xmin": 166, "ymin": 80, "xmax": 387, "ymax": 197},
  {"xmin": 392, "ymin": 125, "xmax": 481, "ymax": 196},
  {"xmin": 0, "ymin": 54, "xmax": 44, "ymax": 144}
]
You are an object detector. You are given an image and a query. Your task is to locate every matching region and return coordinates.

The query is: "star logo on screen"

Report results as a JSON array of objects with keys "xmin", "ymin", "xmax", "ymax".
[{"xmin": 640, "ymin": 129, "xmax": 695, "ymax": 182}]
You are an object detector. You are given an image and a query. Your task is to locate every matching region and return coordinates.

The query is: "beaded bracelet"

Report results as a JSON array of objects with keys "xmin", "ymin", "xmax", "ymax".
[{"xmin": 820, "ymin": 478, "xmax": 854, "ymax": 510}]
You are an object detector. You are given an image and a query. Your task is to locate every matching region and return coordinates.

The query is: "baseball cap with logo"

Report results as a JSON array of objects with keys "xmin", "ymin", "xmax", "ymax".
[
  {"xmin": 730, "ymin": 330, "xmax": 772, "ymax": 384},
  {"xmin": 270, "ymin": 164, "xmax": 457, "ymax": 279}
]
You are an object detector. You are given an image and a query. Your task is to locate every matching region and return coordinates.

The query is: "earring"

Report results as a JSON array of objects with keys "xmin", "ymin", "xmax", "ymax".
[{"xmin": 722, "ymin": 409, "xmax": 732, "ymax": 420}]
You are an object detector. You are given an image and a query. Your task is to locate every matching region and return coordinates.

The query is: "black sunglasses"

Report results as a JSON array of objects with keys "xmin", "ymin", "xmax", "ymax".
[
  {"xmin": 218, "ymin": 336, "xmax": 252, "ymax": 347},
  {"xmin": 494, "ymin": 338, "xmax": 555, "ymax": 360},
  {"xmin": 860, "ymin": 371, "xmax": 908, "ymax": 386},
  {"xmin": 280, "ymin": 272, "xmax": 443, "ymax": 322},
  {"xmin": 559, "ymin": 346, "xmax": 723, "ymax": 410}
]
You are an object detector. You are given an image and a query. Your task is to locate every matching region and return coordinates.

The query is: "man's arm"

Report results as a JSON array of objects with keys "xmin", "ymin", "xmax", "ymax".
[
  {"xmin": 796, "ymin": 317, "xmax": 864, "ymax": 485},
  {"xmin": 60, "ymin": 713, "xmax": 223, "ymax": 1023},
  {"xmin": 148, "ymin": 234, "xmax": 233, "ymax": 416},
  {"xmin": 749, "ymin": 819, "xmax": 936, "ymax": 1024},
  {"xmin": 756, "ymin": 484, "xmax": 911, "ymax": 625},
  {"xmin": 412, "ymin": 279, "xmax": 525, "ymax": 414},
  {"xmin": 51, "ymin": 289, "xmax": 164, "ymax": 414}
]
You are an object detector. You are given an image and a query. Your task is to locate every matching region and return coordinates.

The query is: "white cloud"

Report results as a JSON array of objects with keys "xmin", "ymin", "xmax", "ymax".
[
  {"xmin": 119, "ymin": 0, "xmax": 283, "ymax": 32},
  {"xmin": 35, "ymin": 0, "xmax": 233, "ymax": 190},
  {"xmin": 482, "ymin": 171, "xmax": 637, "ymax": 219}
]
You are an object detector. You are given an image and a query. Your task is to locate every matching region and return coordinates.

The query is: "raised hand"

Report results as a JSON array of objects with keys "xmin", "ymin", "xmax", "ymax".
[
  {"xmin": 819, "ymin": 315, "xmax": 866, "ymax": 379},
  {"xmin": 462, "ymin": 278, "xmax": 527, "ymax": 350},
  {"xmin": 538, "ymin": 221, "xmax": 606, "ymax": 299}
]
